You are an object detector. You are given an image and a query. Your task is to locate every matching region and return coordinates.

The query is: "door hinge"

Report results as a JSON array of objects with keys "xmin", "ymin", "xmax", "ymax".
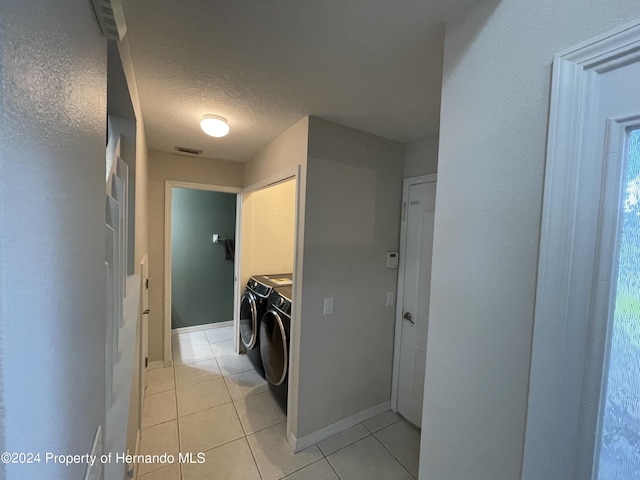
[
  {"xmin": 145, "ymin": 357, "xmax": 148, "ymax": 368},
  {"xmin": 145, "ymin": 278, "xmax": 149, "ymax": 289},
  {"xmin": 402, "ymin": 201, "xmax": 407, "ymax": 221}
]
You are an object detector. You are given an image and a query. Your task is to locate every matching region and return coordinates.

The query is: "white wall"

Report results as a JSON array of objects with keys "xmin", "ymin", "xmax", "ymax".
[
  {"xmin": 147, "ymin": 149, "xmax": 243, "ymax": 361},
  {"xmin": 0, "ymin": 1, "xmax": 107, "ymax": 478},
  {"xmin": 421, "ymin": 2, "xmax": 640, "ymax": 479},
  {"xmin": 404, "ymin": 134, "xmax": 439, "ymax": 178},
  {"xmin": 296, "ymin": 117, "xmax": 404, "ymax": 437},
  {"xmin": 241, "ymin": 179, "xmax": 296, "ymax": 288}
]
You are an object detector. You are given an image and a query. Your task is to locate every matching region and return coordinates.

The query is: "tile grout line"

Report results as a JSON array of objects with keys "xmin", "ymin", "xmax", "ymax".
[
  {"xmin": 362, "ymin": 415, "xmax": 402, "ymax": 435},
  {"xmin": 317, "ymin": 424, "xmax": 373, "ymax": 480},
  {"xmin": 277, "ymin": 457, "xmax": 331, "ymax": 480},
  {"xmin": 171, "ymin": 329, "xmax": 229, "ymax": 479},
  {"xmin": 318, "ymin": 426, "xmax": 372, "ymax": 458},
  {"xmin": 315, "ymin": 417, "xmax": 411, "ymax": 480},
  {"xmin": 230, "ymin": 400, "xmax": 264, "ymax": 480},
  {"xmin": 370, "ymin": 431, "xmax": 417, "ymax": 480},
  {"xmin": 221, "ymin": 355, "xmax": 264, "ymax": 480},
  {"xmin": 172, "ymin": 361, "xmax": 185, "ymax": 480},
  {"xmin": 138, "ymin": 365, "xmax": 179, "ymax": 479},
  {"xmin": 167, "ymin": 332, "xmax": 290, "ymax": 480},
  {"xmin": 325, "ymin": 455, "xmax": 344, "ymax": 480}
]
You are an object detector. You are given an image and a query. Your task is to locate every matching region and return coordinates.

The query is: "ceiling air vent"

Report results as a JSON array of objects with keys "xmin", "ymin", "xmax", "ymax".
[
  {"xmin": 91, "ymin": 0, "xmax": 127, "ymax": 41},
  {"xmin": 174, "ymin": 146, "xmax": 203, "ymax": 155}
]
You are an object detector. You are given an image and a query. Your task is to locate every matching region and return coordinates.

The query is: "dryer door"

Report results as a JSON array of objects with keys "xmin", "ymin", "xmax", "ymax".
[
  {"xmin": 240, "ymin": 292, "xmax": 258, "ymax": 349},
  {"xmin": 259, "ymin": 310, "xmax": 288, "ymax": 386}
]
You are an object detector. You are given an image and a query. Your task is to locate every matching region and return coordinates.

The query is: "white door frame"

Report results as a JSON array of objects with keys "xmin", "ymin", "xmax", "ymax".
[
  {"xmin": 522, "ymin": 18, "xmax": 640, "ymax": 480},
  {"xmin": 391, "ymin": 173, "xmax": 437, "ymax": 412},
  {"xmin": 163, "ymin": 180, "xmax": 242, "ymax": 366}
]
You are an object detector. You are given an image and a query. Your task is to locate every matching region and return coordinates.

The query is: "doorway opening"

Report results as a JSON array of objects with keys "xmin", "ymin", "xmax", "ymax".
[
  {"xmin": 163, "ymin": 181, "xmax": 241, "ymax": 365},
  {"xmin": 170, "ymin": 187, "xmax": 237, "ymax": 330},
  {"xmin": 239, "ymin": 175, "xmax": 298, "ymax": 416}
]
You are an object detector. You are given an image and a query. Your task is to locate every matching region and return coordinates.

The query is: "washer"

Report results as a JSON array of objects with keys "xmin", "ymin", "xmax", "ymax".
[
  {"xmin": 239, "ymin": 274, "xmax": 292, "ymax": 378},
  {"xmin": 259, "ymin": 285, "xmax": 292, "ymax": 412}
]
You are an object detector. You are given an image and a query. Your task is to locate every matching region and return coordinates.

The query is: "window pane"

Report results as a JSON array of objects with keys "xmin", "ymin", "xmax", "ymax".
[{"xmin": 597, "ymin": 129, "xmax": 640, "ymax": 479}]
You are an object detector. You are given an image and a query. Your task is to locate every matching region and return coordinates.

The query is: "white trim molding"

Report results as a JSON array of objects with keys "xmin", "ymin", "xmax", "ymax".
[
  {"xmin": 241, "ymin": 166, "xmax": 299, "ymax": 195},
  {"xmin": 289, "ymin": 401, "xmax": 390, "ymax": 452},
  {"xmin": 171, "ymin": 321, "xmax": 233, "ymax": 335},
  {"xmin": 147, "ymin": 361, "xmax": 165, "ymax": 371},
  {"xmin": 522, "ymin": 19, "xmax": 640, "ymax": 480}
]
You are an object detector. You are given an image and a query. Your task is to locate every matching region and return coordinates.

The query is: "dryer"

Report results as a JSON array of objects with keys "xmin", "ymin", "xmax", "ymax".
[
  {"xmin": 259, "ymin": 285, "xmax": 292, "ymax": 412},
  {"xmin": 240, "ymin": 274, "xmax": 292, "ymax": 378}
]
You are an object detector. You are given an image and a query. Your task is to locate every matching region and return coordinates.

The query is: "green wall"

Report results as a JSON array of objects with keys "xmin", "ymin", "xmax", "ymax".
[{"xmin": 171, "ymin": 188, "xmax": 236, "ymax": 328}]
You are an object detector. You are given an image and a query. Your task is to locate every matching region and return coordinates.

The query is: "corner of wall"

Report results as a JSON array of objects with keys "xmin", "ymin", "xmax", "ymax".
[
  {"xmin": 296, "ymin": 118, "xmax": 404, "ymax": 438},
  {"xmin": 242, "ymin": 116, "xmax": 310, "ymax": 188},
  {"xmin": 403, "ymin": 134, "xmax": 439, "ymax": 178}
]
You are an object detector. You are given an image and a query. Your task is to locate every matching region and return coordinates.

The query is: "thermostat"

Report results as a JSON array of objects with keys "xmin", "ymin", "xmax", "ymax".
[{"xmin": 386, "ymin": 252, "xmax": 399, "ymax": 269}]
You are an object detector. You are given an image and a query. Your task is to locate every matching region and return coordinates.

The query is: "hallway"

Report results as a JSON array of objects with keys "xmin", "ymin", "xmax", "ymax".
[{"xmin": 138, "ymin": 325, "xmax": 420, "ymax": 479}]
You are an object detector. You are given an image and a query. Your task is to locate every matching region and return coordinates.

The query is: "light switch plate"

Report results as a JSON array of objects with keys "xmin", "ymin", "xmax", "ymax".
[
  {"xmin": 386, "ymin": 292, "xmax": 394, "ymax": 306},
  {"xmin": 323, "ymin": 298, "xmax": 334, "ymax": 315},
  {"xmin": 386, "ymin": 252, "xmax": 399, "ymax": 269}
]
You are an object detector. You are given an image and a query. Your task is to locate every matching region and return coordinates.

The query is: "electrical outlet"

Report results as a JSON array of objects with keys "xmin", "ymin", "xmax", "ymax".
[
  {"xmin": 386, "ymin": 292, "xmax": 394, "ymax": 306},
  {"xmin": 323, "ymin": 298, "xmax": 334, "ymax": 315}
]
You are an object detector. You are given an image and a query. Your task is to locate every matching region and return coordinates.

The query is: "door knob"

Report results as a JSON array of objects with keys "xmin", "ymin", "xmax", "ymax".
[{"xmin": 403, "ymin": 312, "xmax": 415, "ymax": 324}]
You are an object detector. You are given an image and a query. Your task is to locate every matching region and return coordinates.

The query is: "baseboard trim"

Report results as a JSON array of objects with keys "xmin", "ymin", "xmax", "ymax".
[
  {"xmin": 172, "ymin": 321, "xmax": 233, "ymax": 335},
  {"xmin": 290, "ymin": 400, "xmax": 391, "ymax": 452},
  {"xmin": 147, "ymin": 361, "xmax": 165, "ymax": 371}
]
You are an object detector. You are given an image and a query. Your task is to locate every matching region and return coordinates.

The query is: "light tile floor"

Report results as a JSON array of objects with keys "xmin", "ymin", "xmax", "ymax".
[{"xmin": 138, "ymin": 326, "xmax": 420, "ymax": 480}]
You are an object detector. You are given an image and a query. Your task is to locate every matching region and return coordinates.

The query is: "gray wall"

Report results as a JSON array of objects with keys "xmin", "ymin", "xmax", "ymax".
[
  {"xmin": 171, "ymin": 188, "xmax": 236, "ymax": 328},
  {"xmin": 0, "ymin": 0, "xmax": 107, "ymax": 478},
  {"xmin": 404, "ymin": 134, "xmax": 439, "ymax": 178},
  {"xmin": 296, "ymin": 117, "xmax": 404, "ymax": 437},
  {"xmin": 421, "ymin": 1, "xmax": 640, "ymax": 479}
]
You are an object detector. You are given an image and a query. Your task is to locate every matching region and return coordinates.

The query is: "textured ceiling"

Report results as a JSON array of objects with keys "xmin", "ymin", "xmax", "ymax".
[{"xmin": 125, "ymin": 0, "xmax": 479, "ymax": 162}]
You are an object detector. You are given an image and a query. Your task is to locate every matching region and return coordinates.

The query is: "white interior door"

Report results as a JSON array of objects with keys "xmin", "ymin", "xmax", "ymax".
[{"xmin": 396, "ymin": 176, "xmax": 436, "ymax": 427}]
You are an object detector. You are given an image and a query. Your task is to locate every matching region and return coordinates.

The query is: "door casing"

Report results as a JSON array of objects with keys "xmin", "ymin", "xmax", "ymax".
[{"xmin": 163, "ymin": 181, "xmax": 242, "ymax": 366}]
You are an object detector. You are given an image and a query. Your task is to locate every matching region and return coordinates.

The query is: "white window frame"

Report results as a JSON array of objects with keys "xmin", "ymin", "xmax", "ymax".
[{"xmin": 522, "ymin": 19, "xmax": 640, "ymax": 480}]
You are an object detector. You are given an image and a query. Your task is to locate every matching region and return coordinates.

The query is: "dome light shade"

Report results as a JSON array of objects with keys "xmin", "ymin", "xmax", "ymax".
[{"xmin": 200, "ymin": 115, "xmax": 230, "ymax": 137}]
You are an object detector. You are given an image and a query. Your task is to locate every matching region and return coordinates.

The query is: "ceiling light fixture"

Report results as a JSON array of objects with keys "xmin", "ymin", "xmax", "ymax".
[{"xmin": 200, "ymin": 114, "xmax": 230, "ymax": 137}]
